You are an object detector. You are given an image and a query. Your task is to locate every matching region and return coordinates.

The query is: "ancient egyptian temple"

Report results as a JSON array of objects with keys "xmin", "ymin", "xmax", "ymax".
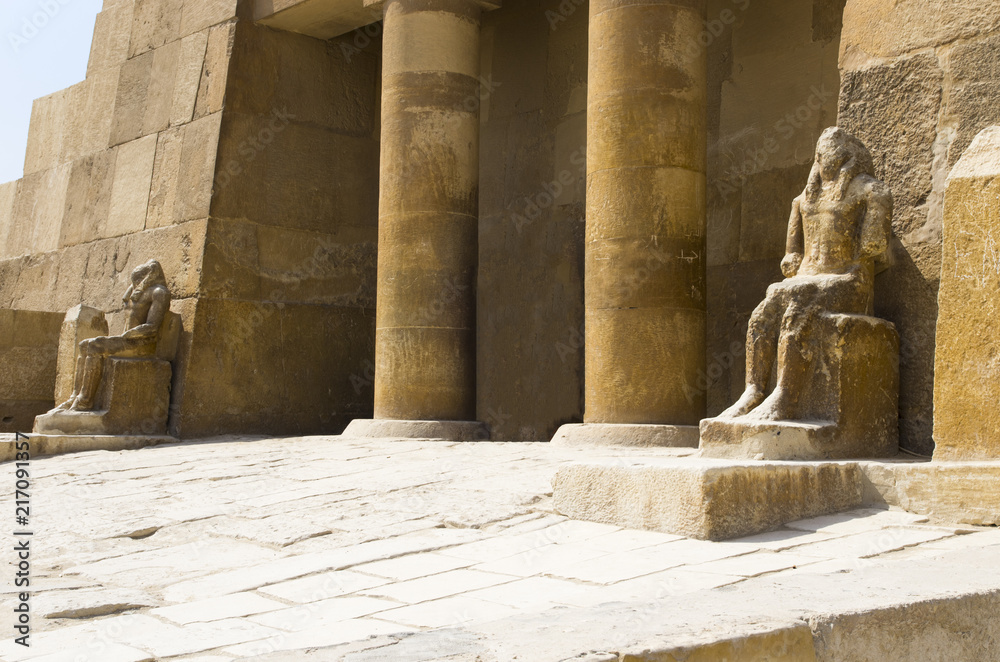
[{"xmin": 1, "ymin": 0, "xmax": 999, "ymax": 458}]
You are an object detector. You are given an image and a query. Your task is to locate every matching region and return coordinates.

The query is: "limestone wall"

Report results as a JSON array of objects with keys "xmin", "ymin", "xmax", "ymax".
[
  {"xmin": 0, "ymin": 310, "xmax": 63, "ymax": 433},
  {"xmin": 175, "ymin": 21, "xmax": 380, "ymax": 437},
  {"xmin": 837, "ymin": 0, "xmax": 1000, "ymax": 454}
]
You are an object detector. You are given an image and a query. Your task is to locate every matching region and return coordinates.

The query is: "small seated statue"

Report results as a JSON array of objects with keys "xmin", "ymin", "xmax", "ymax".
[
  {"xmin": 34, "ymin": 259, "xmax": 179, "ymax": 437},
  {"xmin": 57, "ymin": 260, "xmax": 171, "ymax": 412},
  {"xmin": 701, "ymin": 127, "xmax": 900, "ymax": 460}
]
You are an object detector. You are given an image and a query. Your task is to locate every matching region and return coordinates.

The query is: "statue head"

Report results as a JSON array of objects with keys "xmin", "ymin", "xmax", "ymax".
[
  {"xmin": 129, "ymin": 260, "xmax": 168, "ymax": 302},
  {"xmin": 806, "ymin": 127, "xmax": 875, "ymax": 202}
]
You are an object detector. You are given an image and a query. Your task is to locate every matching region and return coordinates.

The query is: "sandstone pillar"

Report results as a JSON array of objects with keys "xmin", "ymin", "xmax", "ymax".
[
  {"xmin": 554, "ymin": 0, "xmax": 707, "ymax": 447},
  {"xmin": 344, "ymin": 0, "xmax": 492, "ymax": 441}
]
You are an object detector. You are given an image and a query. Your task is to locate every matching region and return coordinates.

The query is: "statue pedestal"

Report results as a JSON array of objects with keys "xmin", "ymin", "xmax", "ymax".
[
  {"xmin": 35, "ymin": 358, "xmax": 173, "ymax": 436},
  {"xmin": 702, "ymin": 313, "xmax": 900, "ymax": 461},
  {"xmin": 553, "ymin": 455, "xmax": 1000, "ymax": 540}
]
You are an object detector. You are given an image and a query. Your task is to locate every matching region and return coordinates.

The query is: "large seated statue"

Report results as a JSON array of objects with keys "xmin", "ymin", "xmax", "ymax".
[
  {"xmin": 34, "ymin": 260, "xmax": 180, "ymax": 437},
  {"xmin": 700, "ymin": 127, "xmax": 900, "ymax": 460}
]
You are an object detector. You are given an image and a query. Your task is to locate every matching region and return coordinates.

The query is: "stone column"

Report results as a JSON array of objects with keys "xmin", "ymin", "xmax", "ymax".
[
  {"xmin": 345, "ymin": 0, "xmax": 492, "ymax": 441},
  {"xmin": 554, "ymin": 0, "xmax": 707, "ymax": 447}
]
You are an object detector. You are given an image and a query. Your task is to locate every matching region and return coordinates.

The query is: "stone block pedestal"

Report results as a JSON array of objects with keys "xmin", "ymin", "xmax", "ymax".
[
  {"xmin": 34, "ymin": 358, "xmax": 173, "ymax": 436},
  {"xmin": 551, "ymin": 423, "xmax": 699, "ymax": 448},
  {"xmin": 342, "ymin": 419, "xmax": 489, "ymax": 441},
  {"xmin": 701, "ymin": 313, "xmax": 899, "ymax": 461},
  {"xmin": 552, "ymin": 456, "xmax": 1000, "ymax": 540},
  {"xmin": 553, "ymin": 457, "xmax": 864, "ymax": 541}
]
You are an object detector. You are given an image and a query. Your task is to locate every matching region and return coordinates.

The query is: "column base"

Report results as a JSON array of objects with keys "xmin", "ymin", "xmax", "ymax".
[
  {"xmin": 342, "ymin": 419, "xmax": 490, "ymax": 441},
  {"xmin": 551, "ymin": 423, "xmax": 699, "ymax": 448}
]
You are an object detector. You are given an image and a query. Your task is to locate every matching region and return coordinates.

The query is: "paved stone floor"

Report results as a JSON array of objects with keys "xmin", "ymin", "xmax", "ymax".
[{"xmin": 1, "ymin": 435, "xmax": 999, "ymax": 661}]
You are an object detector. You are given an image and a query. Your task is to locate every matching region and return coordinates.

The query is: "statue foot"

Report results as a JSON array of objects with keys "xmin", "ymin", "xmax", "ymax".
[
  {"xmin": 73, "ymin": 397, "xmax": 95, "ymax": 412},
  {"xmin": 52, "ymin": 397, "xmax": 77, "ymax": 413},
  {"xmin": 744, "ymin": 387, "xmax": 795, "ymax": 422},
  {"xmin": 719, "ymin": 385, "xmax": 767, "ymax": 419}
]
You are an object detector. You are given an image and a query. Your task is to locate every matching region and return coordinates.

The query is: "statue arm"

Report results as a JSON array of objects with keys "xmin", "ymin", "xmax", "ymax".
[
  {"xmin": 781, "ymin": 197, "xmax": 805, "ymax": 278},
  {"xmin": 861, "ymin": 179, "xmax": 894, "ymax": 273},
  {"xmin": 122, "ymin": 288, "xmax": 169, "ymax": 341}
]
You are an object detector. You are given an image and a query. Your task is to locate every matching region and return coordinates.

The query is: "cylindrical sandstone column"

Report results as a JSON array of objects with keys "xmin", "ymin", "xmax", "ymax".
[
  {"xmin": 585, "ymin": 0, "xmax": 707, "ymax": 425},
  {"xmin": 374, "ymin": 0, "xmax": 482, "ymax": 422}
]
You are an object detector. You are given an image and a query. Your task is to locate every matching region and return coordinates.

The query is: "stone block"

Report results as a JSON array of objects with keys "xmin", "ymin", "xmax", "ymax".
[
  {"xmin": 180, "ymin": 0, "xmax": 238, "ymax": 38},
  {"xmin": 129, "ymin": 0, "xmax": 183, "ymax": 58},
  {"xmin": 60, "ymin": 148, "xmax": 118, "ymax": 248},
  {"xmin": 0, "ymin": 181, "xmax": 17, "ymax": 260},
  {"xmin": 23, "ymin": 89, "xmax": 66, "ymax": 176},
  {"xmin": 175, "ymin": 112, "xmax": 222, "ymax": 222},
  {"xmin": 194, "ymin": 22, "xmax": 235, "ymax": 120},
  {"xmin": 933, "ymin": 126, "xmax": 1000, "ymax": 461},
  {"xmin": 702, "ymin": 313, "xmax": 899, "ymax": 461},
  {"xmin": 551, "ymin": 423, "xmax": 699, "ymax": 448},
  {"xmin": 0, "ymin": 310, "xmax": 63, "ymax": 432},
  {"xmin": 110, "ymin": 50, "xmax": 154, "ymax": 146},
  {"xmin": 106, "ymin": 135, "xmax": 157, "ymax": 237},
  {"xmin": 170, "ymin": 31, "xmax": 209, "ymax": 127},
  {"xmin": 10, "ymin": 165, "xmax": 71, "ymax": 256},
  {"xmin": 176, "ymin": 298, "xmax": 374, "ymax": 438},
  {"xmin": 552, "ymin": 457, "xmax": 865, "ymax": 541},
  {"xmin": 841, "ymin": 0, "xmax": 1000, "ymax": 60},
  {"xmin": 143, "ymin": 39, "xmax": 182, "ymax": 136},
  {"xmin": 35, "ymin": 358, "xmax": 173, "ymax": 436},
  {"xmin": 54, "ymin": 306, "xmax": 110, "ymax": 405},
  {"xmin": 87, "ymin": 3, "xmax": 134, "ymax": 76},
  {"xmin": 860, "ymin": 460, "xmax": 1000, "ymax": 527}
]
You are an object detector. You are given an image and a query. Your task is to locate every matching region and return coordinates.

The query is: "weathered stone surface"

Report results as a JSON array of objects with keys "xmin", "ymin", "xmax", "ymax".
[
  {"xmin": 342, "ymin": 419, "xmax": 489, "ymax": 441},
  {"xmin": 143, "ymin": 39, "xmax": 182, "ymax": 136},
  {"xmin": 861, "ymin": 460, "xmax": 1000, "ymax": 527},
  {"xmin": 129, "ymin": 0, "xmax": 183, "ymax": 58},
  {"xmin": 181, "ymin": 0, "xmax": 238, "ymax": 38},
  {"xmin": 60, "ymin": 150, "xmax": 116, "ymax": 248},
  {"xmin": 87, "ymin": 3, "xmax": 134, "ymax": 76},
  {"xmin": 840, "ymin": 0, "xmax": 1000, "ymax": 62},
  {"xmin": 0, "ymin": 310, "xmax": 63, "ymax": 432},
  {"xmin": 933, "ymin": 126, "xmax": 1000, "ymax": 461},
  {"xmin": 106, "ymin": 135, "xmax": 158, "ymax": 237},
  {"xmin": 194, "ymin": 22, "xmax": 236, "ymax": 120},
  {"xmin": 9, "ymin": 164, "xmax": 72, "ymax": 256},
  {"xmin": 551, "ymin": 423, "xmax": 699, "ymax": 449},
  {"xmin": 553, "ymin": 457, "xmax": 865, "ymax": 541},
  {"xmin": 170, "ymin": 31, "xmax": 209, "ymax": 127},
  {"xmin": 54, "ymin": 306, "xmax": 111, "ymax": 405},
  {"xmin": 111, "ymin": 50, "xmax": 155, "ymax": 146}
]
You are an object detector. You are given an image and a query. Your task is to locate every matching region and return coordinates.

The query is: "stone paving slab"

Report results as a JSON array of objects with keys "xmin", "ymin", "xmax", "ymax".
[{"xmin": 0, "ymin": 435, "xmax": 998, "ymax": 660}]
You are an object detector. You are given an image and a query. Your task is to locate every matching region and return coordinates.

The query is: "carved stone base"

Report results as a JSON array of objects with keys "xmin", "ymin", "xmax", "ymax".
[
  {"xmin": 702, "ymin": 313, "xmax": 900, "ymax": 461},
  {"xmin": 0, "ymin": 434, "xmax": 177, "ymax": 462},
  {"xmin": 551, "ymin": 423, "xmax": 700, "ymax": 448},
  {"xmin": 342, "ymin": 419, "xmax": 490, "ymax": 441},
  {"xmin": 34, "ymin": 358, "xmax": 172, "ymax": 436},
  {"xmin": 553, "ymin": 456, "xmax": 1000, "ymax": 540},
  {"xmin": 553, "ymin": 457, "xmax": 864, "ymax": 541}
]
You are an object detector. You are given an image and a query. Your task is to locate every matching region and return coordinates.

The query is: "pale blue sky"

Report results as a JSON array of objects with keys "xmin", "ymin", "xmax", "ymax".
[{"xmin": 0, "ymin": 0, "xmax": 103, "ymax": 185}]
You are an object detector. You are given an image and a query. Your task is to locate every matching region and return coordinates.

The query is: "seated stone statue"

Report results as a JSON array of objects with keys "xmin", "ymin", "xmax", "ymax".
[
  {"xmin": 701, "ymin": 127, "xmax": 900, "ymax": 460},
  {"xmin": 57, "ymin": 260, "xmax": 171, "ymax": 412},
  {"xmin": 34, "ymin": 260, "xmax": 180, "ymax": 437}
]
